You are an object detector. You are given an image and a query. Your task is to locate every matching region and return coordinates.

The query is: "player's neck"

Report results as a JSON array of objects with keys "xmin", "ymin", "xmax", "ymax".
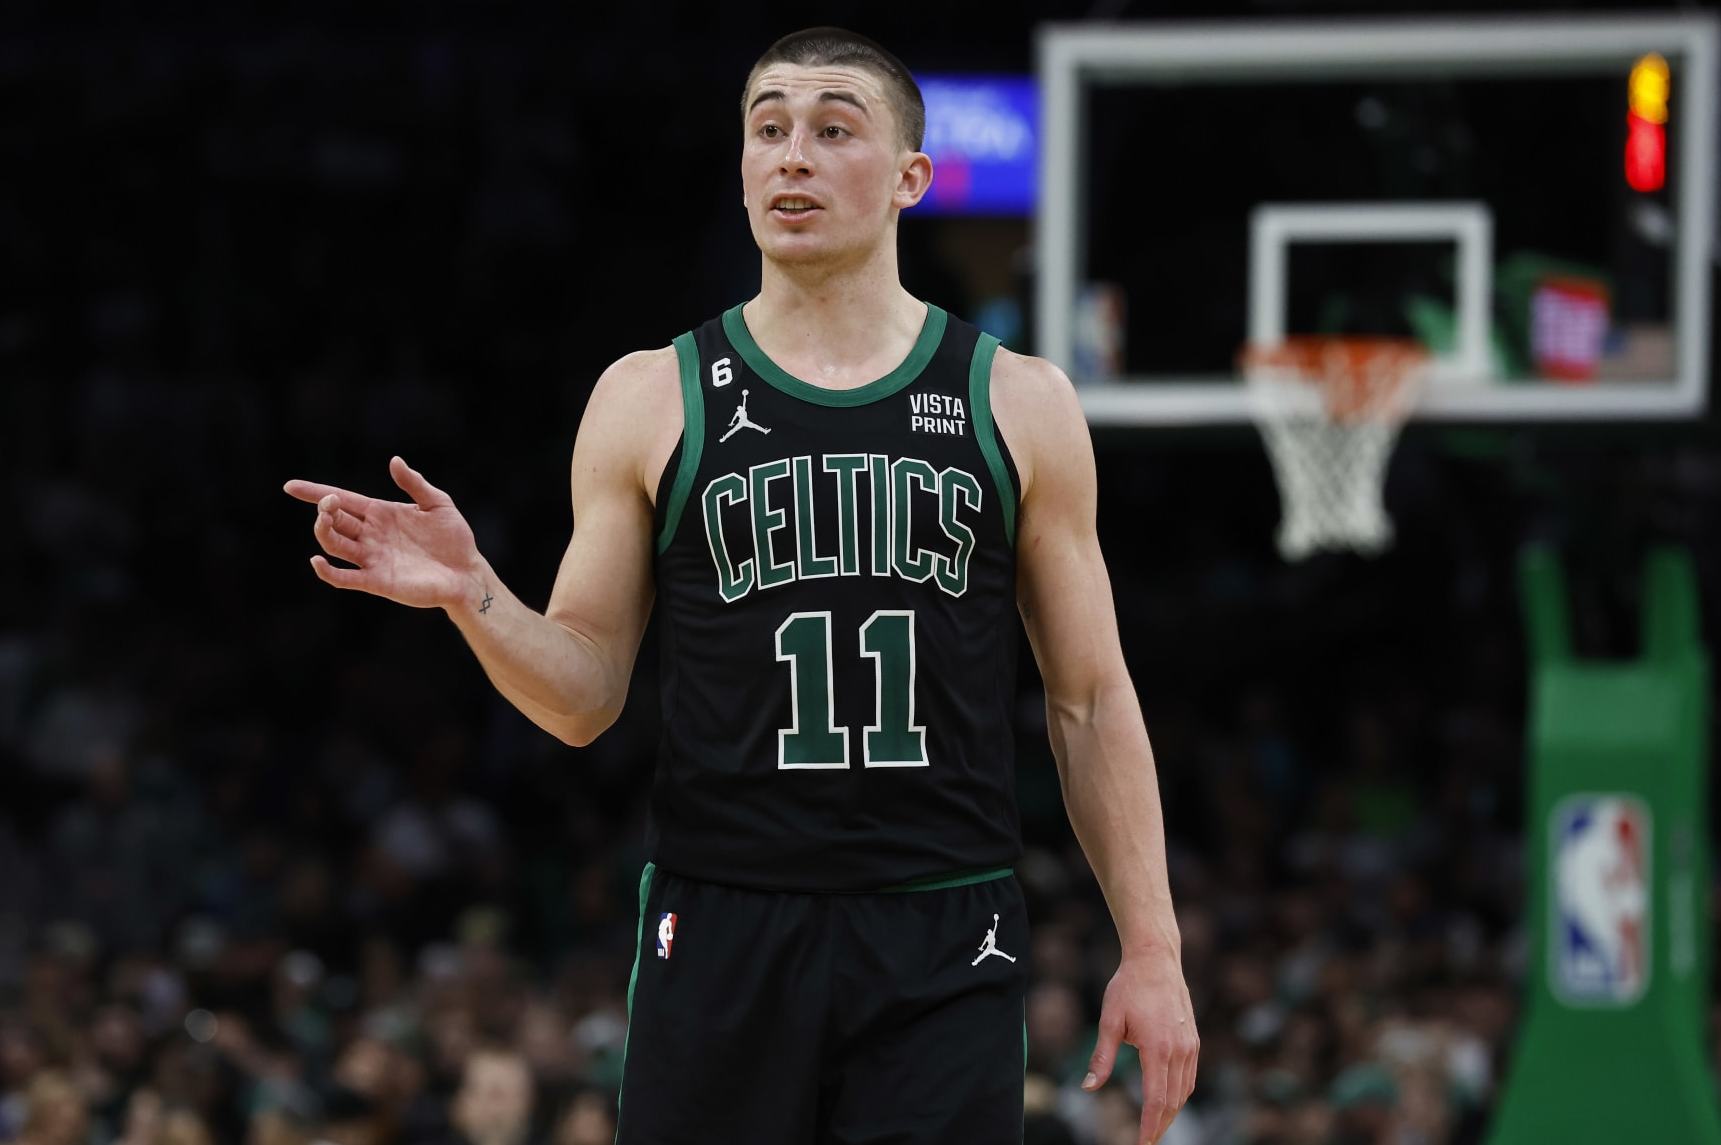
[{"xmin": 746, "ymin": 247, "xmax": 925, "ymax": 390}]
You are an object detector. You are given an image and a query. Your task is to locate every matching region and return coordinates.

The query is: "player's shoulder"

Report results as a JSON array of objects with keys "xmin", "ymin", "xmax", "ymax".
[
  {"xmin": 576, "ymin": 346, "xmax": 684, "ymax": 492},
  {"xmin": 986, "ymin": 347, "xmax": 1087, "ymax": 496},
  {"xmin": 989, "ymin": 346, "xmax": 1079, "ymax": 415},
  {"xmin": 588, "ymin": 345, "xmax": 681, "ymax": 416}
]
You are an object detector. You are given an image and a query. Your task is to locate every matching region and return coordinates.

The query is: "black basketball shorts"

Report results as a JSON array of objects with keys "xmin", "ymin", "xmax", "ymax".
[{"xmin": 613, "ymin": 863, "xmax": 1030, "ymax": 1144}]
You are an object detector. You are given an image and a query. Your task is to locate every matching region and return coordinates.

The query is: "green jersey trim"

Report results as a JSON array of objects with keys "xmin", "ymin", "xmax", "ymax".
[
  {"xmin": 721, "ymin": 302, "xmax": 949, "ymax": 408},
  {"xmin": 614, "ymin": 861, "xmax": 655, "ymax": 1137},
  {"xmin": 968, "ymin": 333, "xmax": 1017, "ymax": 548},
  {"xmin": 655, "ymin": 334, "xmax": 705, "ymax": 555},
  {"xmin": 876, "ymin": 864, "xmax": 1013, "ymax": 893}
]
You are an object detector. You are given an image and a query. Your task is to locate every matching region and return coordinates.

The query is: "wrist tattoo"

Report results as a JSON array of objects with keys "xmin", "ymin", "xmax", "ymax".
[{"xmin": 479, "ymin": 592, "xmax": 494, "ymax": 614}]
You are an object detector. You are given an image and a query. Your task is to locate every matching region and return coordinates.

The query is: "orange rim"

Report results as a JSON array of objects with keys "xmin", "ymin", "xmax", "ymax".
[{"xmin": 1242, "ymin": 337, "xmax": 1427, "ymax": 423}]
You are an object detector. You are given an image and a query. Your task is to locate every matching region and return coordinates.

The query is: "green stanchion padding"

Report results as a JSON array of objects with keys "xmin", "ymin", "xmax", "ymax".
[
  {"xmin": 1488, "ymin": 547, "xmax": 1718, "ymax": 1144},
  {"xmin": 1517, "ymin": 547, "xmax": 1572, "ymax": 667}
]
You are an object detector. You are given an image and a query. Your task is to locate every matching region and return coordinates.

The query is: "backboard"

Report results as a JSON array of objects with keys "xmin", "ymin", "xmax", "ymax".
[{"xmin": 1035, "ymin": 15, "xmax": 1718, "ymax": 424}]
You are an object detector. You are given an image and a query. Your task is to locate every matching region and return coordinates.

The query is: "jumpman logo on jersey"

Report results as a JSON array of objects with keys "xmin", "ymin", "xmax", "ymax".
[
  {"xmin": 720, "ymin": 389, "xmax": 772, "ymax": 443},
  {"xmin": 971, "ymin": 913, "xmax": 1016, "ymax": 966}
]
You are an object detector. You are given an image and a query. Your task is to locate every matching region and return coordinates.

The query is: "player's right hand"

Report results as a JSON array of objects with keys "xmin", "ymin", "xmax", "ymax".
[{"xmin": 284, "ymin": 456, "xmax": 480, "ymax": 610}]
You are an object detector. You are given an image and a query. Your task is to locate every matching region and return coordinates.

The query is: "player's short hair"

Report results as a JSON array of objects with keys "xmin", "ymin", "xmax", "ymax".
[{"xmin": 742, "ymin": 27, "xmax": 925, "ymax": 154}]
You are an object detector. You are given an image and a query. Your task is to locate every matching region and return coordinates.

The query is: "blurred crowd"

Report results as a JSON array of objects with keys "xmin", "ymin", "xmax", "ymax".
[
  {"xmin": 4, "ymin": 20, "xmax": 1721, "ymax": 1145},
  {"xmin": 0, "ymin": 609, "xmax": 1539, "ymax": 1145}
]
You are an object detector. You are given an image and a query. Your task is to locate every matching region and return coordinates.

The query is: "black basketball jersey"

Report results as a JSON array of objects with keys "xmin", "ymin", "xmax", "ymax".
[{"xmin": 647, "ymin": 302, "xmax": 1023, "ymax": 892}]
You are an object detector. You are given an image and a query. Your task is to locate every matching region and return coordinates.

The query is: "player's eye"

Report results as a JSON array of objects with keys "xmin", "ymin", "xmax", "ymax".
[
  {"xmin": 821, "ymin": 125, "xmax": 846, "ymax": 139},
  {"xmin": 758, "ymin": 123, "xmax": 782, "ymax": 139}
]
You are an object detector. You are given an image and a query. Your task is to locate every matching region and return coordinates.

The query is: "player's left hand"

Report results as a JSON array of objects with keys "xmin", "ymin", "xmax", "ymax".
[{"xmin": 1081, "ymin": 948, "xmax": 1199, "ymax": 1145}]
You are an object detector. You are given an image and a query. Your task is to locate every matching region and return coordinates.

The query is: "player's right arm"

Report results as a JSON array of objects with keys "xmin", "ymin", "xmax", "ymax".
[{"xmin": 284, "ymin": 348, "xmax": 680, "ymax": 746}]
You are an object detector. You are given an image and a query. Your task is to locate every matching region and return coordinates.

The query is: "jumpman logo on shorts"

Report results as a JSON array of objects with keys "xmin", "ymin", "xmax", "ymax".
[
  {"xmin": 971, "ymin": 913, "xmax": 1016, "ymax": 966},
  {"xmin": 720, "ymin": 389, "xmax": 772, "ymax": 443}
]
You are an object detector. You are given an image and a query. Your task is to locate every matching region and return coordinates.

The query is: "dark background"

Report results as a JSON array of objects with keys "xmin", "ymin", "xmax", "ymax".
[{"xmin": 2, "ymin": 2, "xmax": 1718, "ymax": 1144}]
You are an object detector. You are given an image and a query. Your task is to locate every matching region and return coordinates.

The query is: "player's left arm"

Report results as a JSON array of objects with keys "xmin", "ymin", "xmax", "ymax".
[{"xmin": 992, "ymin": 348, "xmax": 1198, "ymax": 1145}]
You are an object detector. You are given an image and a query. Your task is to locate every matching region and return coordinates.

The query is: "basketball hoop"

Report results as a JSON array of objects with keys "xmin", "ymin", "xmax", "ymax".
[{"xmin": 1241, "ymin": 337, "xmax": 1427, "ymax": 561}]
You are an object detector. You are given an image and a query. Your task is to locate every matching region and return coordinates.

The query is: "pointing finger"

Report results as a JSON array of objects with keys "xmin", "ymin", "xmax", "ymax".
[{"xmin": 284, "ymin": 480, "xmax": 370, "ymax": 519}]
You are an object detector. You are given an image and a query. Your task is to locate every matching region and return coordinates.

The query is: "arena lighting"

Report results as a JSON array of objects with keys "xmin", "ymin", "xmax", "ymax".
[{"xmin": 1626, "ymin": 53, "xmax": 1669, "ymax": 192}]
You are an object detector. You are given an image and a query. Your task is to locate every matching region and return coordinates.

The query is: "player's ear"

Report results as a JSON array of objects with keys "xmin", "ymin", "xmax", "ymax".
[{"xmin": 893, "ymin": 151, "xmax": 933, "ymax": 210}]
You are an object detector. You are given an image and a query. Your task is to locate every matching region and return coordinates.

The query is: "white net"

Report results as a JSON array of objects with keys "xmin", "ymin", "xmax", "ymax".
[{"xmin": 1243, "ymin": 339, "xmax": 1426, "ymax": 561}]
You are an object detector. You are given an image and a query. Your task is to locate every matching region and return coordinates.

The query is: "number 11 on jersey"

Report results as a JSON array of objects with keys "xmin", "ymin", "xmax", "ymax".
[{"xmin": 774, "ymin": 610, "xmax": 928, "ymax": 769}]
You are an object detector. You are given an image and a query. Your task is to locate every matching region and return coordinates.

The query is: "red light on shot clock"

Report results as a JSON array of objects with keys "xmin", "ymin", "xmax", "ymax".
[{"xmin": 1625, "ymin": 54, "xmax": 1668, "ymax": 193}]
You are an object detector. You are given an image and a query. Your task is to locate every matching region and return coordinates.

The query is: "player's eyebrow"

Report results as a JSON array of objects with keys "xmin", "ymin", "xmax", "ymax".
[
  {"xmin": 747, "ymin": 90, "xmax": 870, "ymax": 117},
  {"xmin": 817, "ymin": 91, "xmax": 869, "ymax": 115}
]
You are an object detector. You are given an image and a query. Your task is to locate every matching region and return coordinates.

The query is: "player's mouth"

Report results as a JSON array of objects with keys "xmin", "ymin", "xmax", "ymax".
[{"xmin": 770, "ymin": 194, "xmax": 823, "ymax": 222}]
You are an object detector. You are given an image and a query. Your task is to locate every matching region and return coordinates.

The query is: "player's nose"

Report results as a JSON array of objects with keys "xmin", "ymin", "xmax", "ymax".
[{"xmin": 780, "ymin": 127, "xmax": 813, "ymax": 173}]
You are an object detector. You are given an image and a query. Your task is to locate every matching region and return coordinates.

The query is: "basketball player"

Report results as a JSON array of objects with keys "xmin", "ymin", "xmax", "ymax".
[{"xmin": 285, "ymin": 28, "xmax": 1197, "ymax": 1145}]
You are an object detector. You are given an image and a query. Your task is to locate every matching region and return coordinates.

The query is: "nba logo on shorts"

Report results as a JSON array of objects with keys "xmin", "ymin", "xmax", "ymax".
[
  {"xmin": 1552, "ymin": 795, "xmax": 1651, "ymax": 1006},
  {"xmin": 656, "ymin": 912, "xmax": 677, "ymax": 959}
]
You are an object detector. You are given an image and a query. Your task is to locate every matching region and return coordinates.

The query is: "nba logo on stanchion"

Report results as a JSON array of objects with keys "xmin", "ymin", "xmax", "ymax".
[
  {"xmin": 656, "ymin": 912, "xmax": 677, "ymax": 960},
  {"xmin": 1551, "ymin": 795, "xmax": 1651, "ymax": 1005}
]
